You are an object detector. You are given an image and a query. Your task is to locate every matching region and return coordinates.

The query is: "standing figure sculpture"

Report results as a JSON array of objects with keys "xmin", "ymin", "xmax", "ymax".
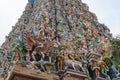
[
  {"xmin": 56, "ymin": 52, "xmax": 64, "ymax": 71},
  {"xmin": 12, "ymin": 48, "xmax": 20, "ymax": 65},
  {"xmin": 91, "ymin": 61, "xmax": 100, "ymax": 78}
]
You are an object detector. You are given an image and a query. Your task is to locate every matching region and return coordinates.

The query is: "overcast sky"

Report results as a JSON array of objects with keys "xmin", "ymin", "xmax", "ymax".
[{"xmin": 0, "ymin": 0, "xmax": 120, "ymax": 46}]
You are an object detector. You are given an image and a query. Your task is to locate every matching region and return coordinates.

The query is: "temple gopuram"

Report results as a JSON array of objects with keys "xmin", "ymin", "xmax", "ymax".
[{"xmin": 0, "ymin": 0, "xmax": 120, "ymax": 80}]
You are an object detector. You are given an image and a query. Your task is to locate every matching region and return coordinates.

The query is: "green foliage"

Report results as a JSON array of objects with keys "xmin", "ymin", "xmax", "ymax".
[{"xmin": 110, "ymin": 38, "xmax": 120, "ymax": 66}]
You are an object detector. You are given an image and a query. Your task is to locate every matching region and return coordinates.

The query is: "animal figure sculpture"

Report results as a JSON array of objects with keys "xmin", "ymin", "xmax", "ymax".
[
  {"xmin": 64, "ymin": 59, "xmax": 83, "ymax": 72},
  {"xmin": 64, "ymin": 53, "xmax": 84, "ymax": 72}
]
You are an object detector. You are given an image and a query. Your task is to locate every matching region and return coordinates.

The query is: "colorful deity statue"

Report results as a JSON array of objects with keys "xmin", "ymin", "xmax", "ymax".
[
  {"xmin": 42, "ymin": 53, "xmax": 53, "ymax": 73},
  {"xmin": 91, "ymin": 60, "xmax": 100, "ymax": 78},
  {"xmin": 11, "ymin": 48, "xmax": 20, "ymax": 65}
]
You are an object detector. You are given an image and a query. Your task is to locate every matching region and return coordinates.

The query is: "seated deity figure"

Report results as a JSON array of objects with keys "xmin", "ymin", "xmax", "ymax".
[
  {"xmin": 24, "ymin": 52, "xmax": 33, "ymax": 63},
  {"xmin": 31, "ymin": 50, "xmax": 45, "ymax": 71},
  {"xmin": 42, "ymin": 53, "xmax": 53, "ymax": 73},
  {"xmin": 31, "ymin": 48, "xmax": 53, "ymax": 73}
]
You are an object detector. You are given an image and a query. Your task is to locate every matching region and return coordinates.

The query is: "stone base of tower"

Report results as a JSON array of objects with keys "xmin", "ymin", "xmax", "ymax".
[
  {"xmin": 59, "ymin": 69, "xmax": 88, "ymax": 80},
  {"xmin": 7, "ymin": 65, "xmax": 90, "ymax": 80},
  {"xmin": 7, "ymin": 65, "xmax": 60, "ymax": 80},
  {"xmin": 6, "ymin": 64, "xmax": 110, "ymax": 80},
  {"xmin": 113, "ymin": 77, "xmax": 120, "ymax": 80},
  {"xmin": 96, "ymin": 77, "xmax": 106, "ymax": 80}
]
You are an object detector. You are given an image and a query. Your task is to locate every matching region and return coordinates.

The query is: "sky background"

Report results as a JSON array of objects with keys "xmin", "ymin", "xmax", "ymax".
[{"xmin": 0, "ymin": 0, "xmax": 120, "ymax": 46}]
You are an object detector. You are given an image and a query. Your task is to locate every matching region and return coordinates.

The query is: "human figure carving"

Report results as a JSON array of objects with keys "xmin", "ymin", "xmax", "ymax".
[
  {"xmin": 11, "ymin": 48, "xmax": 20, "ymax": 65},
  {"xmin": 56, "ymin": 52, "xmax": 64, "ymax": 71},
  {"xmin": 91, "ymin": 60, "xmax": 100, "ymax": 78}
]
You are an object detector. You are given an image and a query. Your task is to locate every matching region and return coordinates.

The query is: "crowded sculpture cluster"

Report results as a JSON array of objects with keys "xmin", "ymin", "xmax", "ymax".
[{"xmin": 0, "ymin": 0, "xmax": 119, "ymax": 80}]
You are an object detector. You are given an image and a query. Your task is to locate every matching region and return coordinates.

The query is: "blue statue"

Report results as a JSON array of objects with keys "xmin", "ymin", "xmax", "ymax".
[
  {"xmin": 99, "ymin": 61, "xmax": 110, "ymax": 79},
  {"xmin": 28, "ymin": 0, "xmax": 35, "ymax": 4},
  {"xmin": 103, "ymin": 57, "xmax": 119, "ymax": 80}
]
